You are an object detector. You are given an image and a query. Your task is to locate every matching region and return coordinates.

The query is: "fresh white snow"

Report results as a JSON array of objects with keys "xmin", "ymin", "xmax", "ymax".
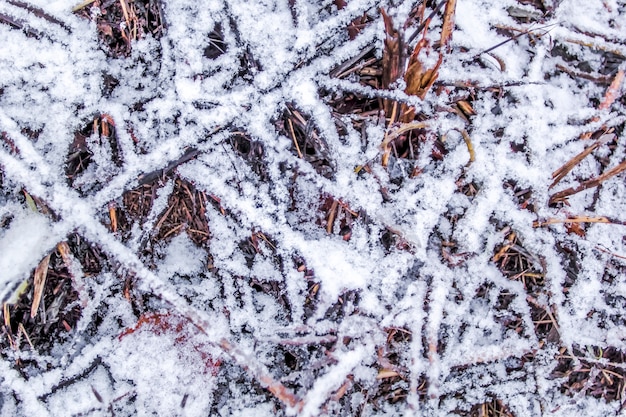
[{"xmin": 1, "ymin": 0, "xmax": 626, "ymax": 416}]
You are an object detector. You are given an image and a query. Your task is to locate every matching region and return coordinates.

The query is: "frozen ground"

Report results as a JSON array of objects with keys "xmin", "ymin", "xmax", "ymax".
[{"xmin": 0, "ymin": 0, "xmax": 625, "ymax": 416}]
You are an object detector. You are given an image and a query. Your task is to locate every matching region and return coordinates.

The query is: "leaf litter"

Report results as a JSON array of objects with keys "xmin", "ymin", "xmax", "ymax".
[{"xmin": 1, "ymin": 0, "xmax": 626, "ymax": 416}]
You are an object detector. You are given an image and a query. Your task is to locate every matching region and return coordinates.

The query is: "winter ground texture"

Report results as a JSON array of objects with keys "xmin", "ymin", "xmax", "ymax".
[{"xmin": 0, "ymin": 0, "xmax": 626, "ymax": 415}]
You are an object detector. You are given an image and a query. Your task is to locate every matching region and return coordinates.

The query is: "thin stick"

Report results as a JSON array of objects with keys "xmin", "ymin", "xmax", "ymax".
[
  {"xmin": 72, "ymin": 0, "xmax": 97, "ymax": 12},
  {"xmin": 550, "ymin": 133, "xmax": 614, "ymax": 188},
  {"xmin": 119, "ymin": 0, "xmax": 131, "ymax": 31},
  {"xmin": 598, "ymin": 69, "xmax": 625, "ymax": 111},
  {"xmin": 326, "ymin": 199, "xmax": 339, "ymax": 234},
  {"xmin": 288, "ymin": 118, "xmax": 303, "ymax": 158},
  {"xmin": 458, "ymin": 128, "xmax": 475, "ymax": 165},
  {"xmin": 31, "ymin": 254, "xmax": 51, "ymax": 319},
  {"xmin": 406, "ymin": 0, "xmax": 447, "ymax": 45},
  {"xmin": 439, "ymin": 0, "xmax": 456, "ymax": 50},
  {"xmin": 382, "ymin": 122, "xmax": 428, "ymax": 147},
  {"xmin": 534, "ymin": 215, "xmax": 626, "ymax": 228},
  {"xmin": 550, "ymin": 159, "xmax": 626, "ymax": 204}
]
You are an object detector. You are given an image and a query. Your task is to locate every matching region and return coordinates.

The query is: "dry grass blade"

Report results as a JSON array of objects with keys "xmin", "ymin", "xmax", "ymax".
[
  {"xmin": 406, "ymin": 0, "xmax": 447, "ymax": 45},
  {"xmin": 382, "ymin": 122, "xmax": 429, "ymax": 148},
  {"xmin": 598, "ymin": 68, "xmax": 624, "ymax": 111},
  {"xmin": 563, "ymin": 37, "xmax": 625, "ymax": 60},
  {"xmin": 30, "ymin": 253, "xmax": 51, "ymax": 319},
  {"xmin": 72, "ymin": 0, "xmax": 97, "ymax": 13},
  {"xmin": 439, "ymin": 0, "xmax": 457, "ymax": 50},
  {"xmin": 119, "ymin": 0, "xmax": 131, "ymax": 30},
  {"xmin": 550, "ymin": 158, "xmax": 626, "ymax": 204},
  {"xmin": 550, "ymin": 132, "xmax": 615, "ymax": 188},
  {"xmin": 326, "ymin": 199, "xmax": 339, "ymax": 234},
  {"xmin": 381, "ymin": 9, "xmax": 405, "ymax": 90},
  {"xmin": 287, "ymin": 118, "xmax": 303, "ymax": 159},
  {"xmin": 459, "ymin": 128, "xmax": 475, "ymax": 165},
  {"xmin": 595, "ymin": 245, "xmax": 626, "ymax": 260},
  {"xmin": 108, "ymin": 201, "xmax": 118, "ymax": 232},
  {"xmin": 3, "ymin": 303, "xmax": 10, "ymax": 327},
  {"xmin": 534, "ymin": 215, "xmax": 626, "ymax": 228}
]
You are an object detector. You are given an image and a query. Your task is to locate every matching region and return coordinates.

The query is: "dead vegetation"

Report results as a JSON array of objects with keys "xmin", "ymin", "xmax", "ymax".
[
  {"xmin": 73, "ymin": 0, "xmax": 164, "ymax": 57},
  {"xmin": 1, "ymin": 0, "xmax": 626, "ymax": 415}
]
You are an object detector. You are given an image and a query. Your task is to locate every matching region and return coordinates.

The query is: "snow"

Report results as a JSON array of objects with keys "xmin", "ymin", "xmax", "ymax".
[
  {"xmin": 0, "ymin": 209, "xmax": 65, "ymax": 304},
  {"xmin": 1, "ymin": 0, "xmax": 626, "ymax": 416}
]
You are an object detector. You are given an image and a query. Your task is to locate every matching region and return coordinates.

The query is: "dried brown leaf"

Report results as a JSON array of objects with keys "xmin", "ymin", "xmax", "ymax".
[
  {"xmin": 377, "ymin": 369, "xmax": 400, "ymax": 379},
  {"xmin": 404, "ymin": 37, "xmax": 443, "ymax": 102},
  {"xmin": 457, "ymin": 100, "xmax": 476, "ymax": 117},
  {"xmin": 30, "ymin": 253, "xmax": 51, "ymax": 318},
  {"xmin": 439, "ymin": 0, "xmax": 457, "ymax": 50},
  {"xmin": 565, "ymin": 222, "xmax": 586, "ymax": 237},
  {"xmin": 381, "ymin": 9, "xmax": 405, "ymax": 90}
]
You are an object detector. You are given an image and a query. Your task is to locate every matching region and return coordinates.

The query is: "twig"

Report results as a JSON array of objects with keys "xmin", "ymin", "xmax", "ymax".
[
  {"xmin": 550, "ymin": 132, "xmax": 615, "ymax": 189},
  {"xmin": 476, "ymin": 23, "xmax": 556, "ymax": 57},
  {"xmin": 136, "ymin": 147, "xmax": 200, "ymax": 186},
  {"xmin": 534, "ymin": 215, "xmax": 626, "ymax": 228},
  {"xmin": 288, "ymin": 118, "xmax": 303, "ymax": 159},
  {"xmin": 406, "ymin": 0, "xmax": 447, "ymax": 45},
  {"xmin": 72, "ymin": 0, "xmax": 97, "ymax": 12},
  {"xmin": 6, "ymin": 0, "xmax": 71, "ymax": 32},
  {"xmin": 458, "ymin": 128, "xmax": 475, "ymax": 165},
  {"xmin": 595, "ymin": 245, "xmax": 626, "ymax": 261},
  {"xmin": 326, "ymin": 199, "xmax": 339, "ymax": 234},
  {"xmin": 550, "ymin": 159, "xmax": 626, "ymax": 204},
  {"xmin": 598, "ymin": 68, "xmax": 625, "ymax": 111}
]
